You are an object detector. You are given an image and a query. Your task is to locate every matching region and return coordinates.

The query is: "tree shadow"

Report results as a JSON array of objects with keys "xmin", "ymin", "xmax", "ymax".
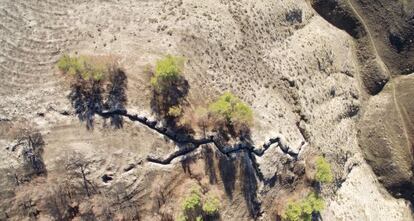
[
  {"xmin": 85, "ymin": 80, "xmax": 104, "ymax": 129},
  {"xmin": 239, "ymin": 151, "xmax": 261, "ymax": 218},
  {"xmin": 43, "ymin": 182, "xmax": 76, "ymax": 221},
  {"xmin": 150, "ymin": 76, "xmax": 189, "ymax": 122},
  {"xmin": 218, "ymin": 153, "xmax": 236, "ymax": 200},
  {"xmin": 68, "ymin": 77, "xmax": 103, "ymax": 130},
  {"xmin": 180, "ymin": 152, "xmax": 197, "ymax": 175},
  {"xmin": 213, "ymin": 122, "xmax": 253, "ymax": 146},
  {"xmin": 202, "ymin": 145, "xmax": 217, "ymax": 184},
  {"xmin": 68, "ymin": 67, "xmax": 128, "ymax": 130},
  {"xmin": 167, "ymin": 119, "xmax": 196, "ymax": 140},
  {"xmin": 204, "ymin": 213, "xmax": 221, "ymax": 221},
  {"xmin": 104, "ymin": 68, "xmax": 128, "ymax": 129}
]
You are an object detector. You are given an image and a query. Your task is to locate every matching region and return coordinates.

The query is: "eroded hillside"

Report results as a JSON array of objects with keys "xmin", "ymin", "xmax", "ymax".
[{"xmin": 0, "ymin": 0, "xmax": 413, "ymax": 220}]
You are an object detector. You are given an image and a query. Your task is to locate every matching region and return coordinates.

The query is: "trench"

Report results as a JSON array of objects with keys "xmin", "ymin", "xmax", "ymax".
[{"xmin": 97, "ymin": 109, "xmax": 305, "ymax": 165}]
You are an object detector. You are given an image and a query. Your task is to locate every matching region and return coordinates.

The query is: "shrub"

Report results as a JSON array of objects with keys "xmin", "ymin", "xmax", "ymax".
[
  {"xmin": 178, "ymin": 188, "xmax": 221, "ymax": 221},
  {"xmin": 182, "ymin": 188, "xmax": 202, "ymax": 212},
  {"xmin": 315, "ymin": 156, "xmax": 333, "ymax": 183},
  {"xmin": 282, "ymin": 192, "xmax": 324, "ymax": 221},
  {"xmin": 202, "ymin": 195, "xmax": 220, "ymax": 215},
  {"xmin": 151, "ymin": 55, "xmax": 185, "ymax": 92},
  {"xmin": 57, "ymin": 54, "xmax": 108, "ymax": 81},
  {"xmin": 57, "ymin": 54, "xmax": 85, "ymax": 76},
  {"xmin": 208, "ymin": 92, "xmax": 253, "ymax": 127}
]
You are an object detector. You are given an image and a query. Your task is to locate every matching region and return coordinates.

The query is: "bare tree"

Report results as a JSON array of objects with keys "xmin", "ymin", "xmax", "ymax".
[{"xmin": 64, "ymin": 152, "xmax": 96, "ymax": 197}]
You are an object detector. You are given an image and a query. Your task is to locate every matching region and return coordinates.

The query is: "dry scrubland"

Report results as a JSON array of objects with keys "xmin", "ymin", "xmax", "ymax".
[{"xmin": 0, "ymin": 0, "xmax": 414, "ymax": 220}]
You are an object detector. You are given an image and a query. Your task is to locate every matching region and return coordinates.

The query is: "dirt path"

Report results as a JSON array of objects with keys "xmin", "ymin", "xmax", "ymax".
[
  {"xmin": 346, "ymin": 0, "xmax": 383, "ymax": 68},
  {"xmin": 346, "ymin": 0, "xmax": 412, "ymax": 155}
]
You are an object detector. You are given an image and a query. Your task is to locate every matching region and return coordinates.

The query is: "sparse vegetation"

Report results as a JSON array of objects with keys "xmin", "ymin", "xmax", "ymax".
[
  {"xmin": 57, "ymin": 54, "xmax": 82, "ymax": 74},
  {"xmin": 21, "ymin": 132, "xmax": 46, "ymax": 179},
  {"xmin": 315, "ymin": 156, "xmax": 333, "ymax": 183},
  {"xmin": 64, "ymin": 152, "xmax": 95, "ymax": 197},
  {"xmin": 282, "ymin": 192, "xmax": 324, "ymax": 221}
]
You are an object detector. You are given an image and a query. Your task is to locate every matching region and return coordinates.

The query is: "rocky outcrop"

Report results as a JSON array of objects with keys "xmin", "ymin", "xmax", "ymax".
[{"xmin": 358, "ymin": 75, "xmax": 414, "ymax": 202}]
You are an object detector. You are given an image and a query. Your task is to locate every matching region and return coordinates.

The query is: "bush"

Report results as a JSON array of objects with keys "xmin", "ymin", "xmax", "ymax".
[
  {"xmin": 315, "ymin": 156, "xmax": 333, "ymax": 183},
  {"xmin": 202, "ymin": 195, "xmax": 220, "ymax": 215},
  {"xmin": 151, "ymin": 55, "xmax": 185, "ymax": 92},
  {"xmin": 178, "ymin": 188, "xmax": 221, "ymax": 221},
  {"xmin": 57, "ymin": 54, "xmax": 84, "ymax": 75},
  {"xmin": 57, "ymin": 54, "xmax": 108, "ymax": 81},
  {"xmin": 182, "ymin": 188, "xmax": 202, "ymax": 212},
  {"xmin": 208, "ymin": 92, "xmax": 253, "ymax": 127},
  {"xmin": 282, "ymin": 192, "xmax": 324, "ymax": 221}
]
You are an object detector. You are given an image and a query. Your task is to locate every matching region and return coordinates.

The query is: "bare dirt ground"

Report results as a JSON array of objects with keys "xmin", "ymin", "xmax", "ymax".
[{"xmin": 0, "ymin": 0, "xmax": 413, "ymax": 220}]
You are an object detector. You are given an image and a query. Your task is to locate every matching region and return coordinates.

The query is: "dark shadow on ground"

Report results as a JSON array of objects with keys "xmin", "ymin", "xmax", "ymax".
[
  {"xmin": 68, "ymin": 67, "xmax": 128, "ymax": 130},
  {"xmin": 202, "ymin": 145, "xmax": 217, "ymax": 184},
  {"xmin": 239, "ymin": 151, "xmax": 261, "ymax": 218},
  {"xmin": 150, "ymin": 76, "xmax": 189, "ymax": 121},
  {"xmin": 181, "ymin": 153, "xmax": 197, "ymax": 175},
  {"xmin": 104, "ymin": 68, "xmax": 128, "ymax": 129},
  {"xmin": 68, "ymin": 77, "xmax": 104, "ymax": 130},
  {"xmin": 218, "ymin": 153, "xmax": 236, "ymax": 200}
]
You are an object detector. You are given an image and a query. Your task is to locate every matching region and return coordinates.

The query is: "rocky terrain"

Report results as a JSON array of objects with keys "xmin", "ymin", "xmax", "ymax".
[{"xmin": 0, "ymin": 0, "xmax": 414, "ymax": 220}]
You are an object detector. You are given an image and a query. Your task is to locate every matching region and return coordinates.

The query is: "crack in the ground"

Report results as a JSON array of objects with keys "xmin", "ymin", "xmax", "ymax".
[{"xmin": 97, "ymin": 109, "xmax": 306, "ymax": 165}]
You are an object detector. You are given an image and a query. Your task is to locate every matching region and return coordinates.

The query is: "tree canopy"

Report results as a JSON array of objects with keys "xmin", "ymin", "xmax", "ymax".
[
  {"xmin": 282, "ymin": 192, "xmax": 324, "ymax": 221},
  {"xmin": 151, "ymin": 55, "xmax": 185, "ymax": 92},
  {"xmin": 315, "ymin": 156, "xmax": 333, "ymax": 183},
  {"xmin": 208, "ymin": 92, "xmax": 253, "ymax": 127}
]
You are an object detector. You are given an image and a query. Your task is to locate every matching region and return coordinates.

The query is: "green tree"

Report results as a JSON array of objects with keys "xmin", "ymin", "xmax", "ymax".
[
  {"xmin": 150, "ymin": 55, "xmax": 189, "ymax": 120},
  {"xmin": 315, "ymin": 156, "xmax": 333, "ymax": 183},
  {"xmin": 202, "ymin": 195, "xmax": 220, "ymax": 215},
  {"xmin": 208, "ymin": 92, "xmax": 253, "ymax": 127},
  {"xmin": 151, "ymin": 55, "xmax": 185, "ymax": 92},
  {"xmin": 178, "ymin": 187, "xmax": 221, "ymax": 221},
  {"xmin": 282, "ymin": 192, "xmax": 325, "ymax": 221},
  {"xmin": 182, "ymin": 188, "xmax": 202, "ymax": 212}
]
